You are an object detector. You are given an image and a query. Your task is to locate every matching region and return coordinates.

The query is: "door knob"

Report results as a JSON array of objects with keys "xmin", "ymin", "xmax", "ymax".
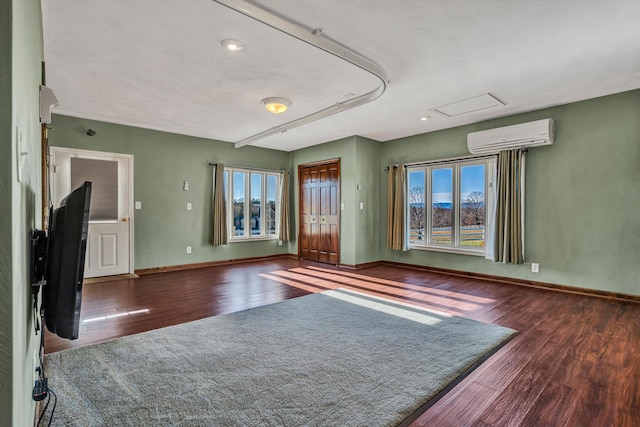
[{"xmin": 121, "ymin": 217, "xmax": 128, "ymax": 222}]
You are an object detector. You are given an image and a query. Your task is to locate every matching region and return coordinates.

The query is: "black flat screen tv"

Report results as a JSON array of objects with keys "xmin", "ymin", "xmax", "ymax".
[{"xmin": 43, "ymin": 181, "xmax": 92, "ymax": 340}]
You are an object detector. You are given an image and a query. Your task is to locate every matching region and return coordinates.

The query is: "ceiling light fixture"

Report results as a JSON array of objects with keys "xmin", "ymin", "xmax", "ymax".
[
  {"xmin": 263, "ymin": 97, "xmax": 291, "ymax": 114},
  {"xmin": 221, "ymin": 38, "xmax": 244, "ymax": 51},
  {"xmin": 213, "ymin": 0, "xmax": 388, "ymax": 148}
]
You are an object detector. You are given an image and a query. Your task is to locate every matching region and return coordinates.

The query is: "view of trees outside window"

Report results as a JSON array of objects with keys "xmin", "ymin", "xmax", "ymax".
[
  {"xmin": 233, "ymin": 171, "xmax": 245, "ymax": 237},
  {"xmin": 226, "ymin": 168, "xmax": 280, "ymax": 240},
  {"xmin": 409, "ymin": 170, "xmax": 425, "ymax": 242},
  {"xmin": 431, "ymin": 168, "xmax": 453, "ymax": 244},
  {"xmin": 408, "ymin": 161, "xmax": 486, "ymax": 251},
  {"xmin": 250, "ymin": 173, "xmax": 262, "ymax": 235},
  {"xmin": 460, "ymin": 165, "xmax": 485, "ymax": 247}
]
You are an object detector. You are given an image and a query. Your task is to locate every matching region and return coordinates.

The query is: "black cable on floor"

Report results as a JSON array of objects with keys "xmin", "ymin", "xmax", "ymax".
[
  {"xmin": 36, "ymin": 385, "xmax": 57, "ymax": 427},
  {"xmin": 46, "ymin": 388, "xmax": 57, "ymax": 427},
  {"xmin": 36, "ymin": 391, "xmax": 51, "ymax": 426}
]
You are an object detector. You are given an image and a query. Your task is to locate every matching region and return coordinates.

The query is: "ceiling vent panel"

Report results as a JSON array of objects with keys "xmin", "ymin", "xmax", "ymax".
[{"xmin": 434, "ymin": 93, "xmax": 504, "ymax": 117}]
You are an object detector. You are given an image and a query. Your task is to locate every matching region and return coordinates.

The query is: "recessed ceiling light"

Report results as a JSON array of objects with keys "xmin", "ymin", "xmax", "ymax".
[
  {"xmin": 420, "ymin": 116, "xmax": 430, "ymax": 121},
  {"xmin": 263, "ymin": 97, "xmax": 291, "ymax": 114},
  {"xmin": 221, "ymin": 39, "xmax": 244, "ymax": 51}
]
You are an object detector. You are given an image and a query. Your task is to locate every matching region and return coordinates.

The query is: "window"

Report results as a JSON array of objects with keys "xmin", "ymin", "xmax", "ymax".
[
  {"xmin": 225, "ymin": 167, "xmax": 280, "ymax": 241},
  {"xmin": 408, "ymin": 157, "xmax": 495, "ymax": 255}
]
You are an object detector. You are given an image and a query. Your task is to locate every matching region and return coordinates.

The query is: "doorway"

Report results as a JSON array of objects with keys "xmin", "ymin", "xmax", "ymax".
[
  {"xmin": 50, "ymin": 147, "xmax": 134, "ymax": 278},
  {"xmin": 298, "ymin": 160, "xmax": 340, "ymax": 265}
]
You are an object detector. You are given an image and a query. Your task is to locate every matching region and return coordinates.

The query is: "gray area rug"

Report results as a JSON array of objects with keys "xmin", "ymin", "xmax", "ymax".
[{"xmin": 43, "ymin": 288, "xmax": 516, "ymax": 426}]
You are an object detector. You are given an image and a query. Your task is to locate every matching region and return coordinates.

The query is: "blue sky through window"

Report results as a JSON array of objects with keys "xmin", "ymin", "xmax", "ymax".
[
  {"xmin": 409, "ymin": 164, "xmax": 485, "ymax": 203},
  {"xmin": 251, "ymin": 173, "xmax": 261, "ymax": 200},
  {"xmin": 461, "ymin": 165, "xmax": 484, "ymax": 200},
  {"xmin": 432, "ymin": 168, "xmax": 452, "ymax": 204},
  {"xmin": 233, "ymin": 172, "xmax": 245, "ymax": 201},
  {"xmin": 408, "ymin": 170, "xmax": 424, "ymax": 191}
]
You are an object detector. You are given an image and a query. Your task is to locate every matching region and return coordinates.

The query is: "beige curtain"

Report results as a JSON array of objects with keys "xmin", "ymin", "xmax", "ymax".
[
  {"xmin": 278, "ymin": 171, "xmax": 290, "ymax": 242},
  {"xmin": 484, "ymin": 161, "xmax": 497, "ymax": 260},
  {"xmin": 387, "ymin": 165, "xmax": 408, "ymax": 251},
  {"xmin": 211, "ymin": 163, "xmax": 227, "ymax": 246},
  {"xmin": 494, "ymin": 149, "xmax": 526, "ymax": 263}
]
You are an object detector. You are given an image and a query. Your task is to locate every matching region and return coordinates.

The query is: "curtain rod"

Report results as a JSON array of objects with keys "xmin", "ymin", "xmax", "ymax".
[
  {"xmin": 208, "ymin": 162, "xmax": 286, "ymax": 174},
  {"xmin": 384, "ymin": 152, "xmax": 498, "ymax": 171}
]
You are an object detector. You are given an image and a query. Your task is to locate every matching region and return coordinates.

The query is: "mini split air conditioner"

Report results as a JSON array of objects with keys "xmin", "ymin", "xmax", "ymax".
[{"xmin": 467, "ymin": 118, "xmax": 554, "ymax": 154}]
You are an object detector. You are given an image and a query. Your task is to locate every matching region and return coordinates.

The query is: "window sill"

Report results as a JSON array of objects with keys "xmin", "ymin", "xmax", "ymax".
[
  {"xmin": 228, "ymin": 236, "xmax": 279, "ymax": 243},
  {"xmin": 409, "ymin": 244, "xmax": 485, "ymax": 257}
]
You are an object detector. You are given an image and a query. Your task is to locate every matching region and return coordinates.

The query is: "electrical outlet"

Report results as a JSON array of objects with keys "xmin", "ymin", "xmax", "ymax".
[
  {"xmin": 186, "ymin": 202, "xmax": 192, "ymax": 211},
  {"xmin": 186, "ymin": 246, "xmax": 192, "ymax": 254},
  {"xmin": 531, "ymin": 263, "xmax": 539, "ymax": 273},
  {"xmin": 32, "ymin": 378, "xmax": 48, "ymax": 401}
]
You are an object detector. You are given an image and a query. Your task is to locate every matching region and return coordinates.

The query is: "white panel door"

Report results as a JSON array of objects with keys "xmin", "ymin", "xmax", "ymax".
[{"xmin": 50, "ymin": 147, "xmax": 133, "ymax": 278}]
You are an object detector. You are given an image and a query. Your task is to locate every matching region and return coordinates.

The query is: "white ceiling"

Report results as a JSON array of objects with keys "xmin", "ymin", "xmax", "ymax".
[{"xmin": 42, "ymin": 0, "xmax": 640, "ymax": 152}]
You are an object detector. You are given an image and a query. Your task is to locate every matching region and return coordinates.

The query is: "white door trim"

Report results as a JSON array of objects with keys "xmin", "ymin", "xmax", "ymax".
[{"xmin": 49, "ymin": 146, "xmax": 135, "ymax": 276}]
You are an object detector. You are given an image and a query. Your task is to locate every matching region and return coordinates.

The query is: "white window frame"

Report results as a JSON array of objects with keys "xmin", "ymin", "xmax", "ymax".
[
  {"xmin": 225, "ymin": 167, "xmax": 280, "ymax": 242},
  {"xmin": 407, "ymin": 157, "xmax": 496, "ymax": 256}
]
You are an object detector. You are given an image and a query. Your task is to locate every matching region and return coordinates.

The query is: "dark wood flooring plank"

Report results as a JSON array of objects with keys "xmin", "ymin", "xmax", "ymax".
[
  {"xmin": 520, "ymin": 382, "xmax": 581, "ymax": 427},
  {"xmin": 42, "ymin": 259, "xmax": 640, "ymax": 426},
  {"xmin": 411, "ymin": 380, "xmax": 501, "ymax": 427}
]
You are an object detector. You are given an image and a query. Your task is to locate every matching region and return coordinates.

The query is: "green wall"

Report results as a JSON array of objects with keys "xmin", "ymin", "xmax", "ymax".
[
  {"xmin": 290, "ymin": 136, "xmax": 357, "ymax": 265},
  {"xmin": 49, "ymin": 115, "xmax": 291, "ymax": 270},
  {"xmin": 381, "ymin": 90, "xmax": 640, "ymax": 296},
  {"xmin": 50, "ymin": 121, "xmax": 383, "ymax": 269},
  {"xmin": 1, "ymin": 0, "xmax": 44, "ymax": 424},
  {"xmin": 0, "ymin": 0, "xmax": 12, "ymax": 420},
  {"xmin": 354, "ymin": 136, "xmax": 381, "ymax": 264},
  {"xmin": 288, "ymin": 135, "xmax": 381, "ymax": 266},
  {"xmin": 48, "ymin": 90, "xmax": 640, "ymax": 297}
]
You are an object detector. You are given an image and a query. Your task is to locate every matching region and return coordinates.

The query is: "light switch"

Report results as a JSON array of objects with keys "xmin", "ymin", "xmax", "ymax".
[
  {"xmin": 16, "ymin": 127, "xmax": 27, "ymax": 183},
  {"xmin": 341, "ymin": 203, "xmax": 345, "ymax": 211},
  {"xmin": 183, "ymin": 180, "xmax": 189, "ymax": 191},
  {"xmin": 186, "ymin": 202, "xmax": 192, "ymax": 211},
  {"xmin": 135, "ymin": 201, "xmax": 142, "ymax": 210},
  {"xmin": 359, "ymin": 202, "xmax": 364, "ymax": 210}
]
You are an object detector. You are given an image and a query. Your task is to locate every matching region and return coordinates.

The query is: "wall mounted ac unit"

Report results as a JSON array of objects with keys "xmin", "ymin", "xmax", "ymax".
[{"xmin": 467, "ymin": 118, "xmax": 554, "ymax": 154}]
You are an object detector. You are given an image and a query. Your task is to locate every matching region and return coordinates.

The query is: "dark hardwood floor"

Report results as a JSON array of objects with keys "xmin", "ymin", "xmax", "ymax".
[{"xmin": 44, "ymin": 259, "xmax": 640, "ymax": 426}]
